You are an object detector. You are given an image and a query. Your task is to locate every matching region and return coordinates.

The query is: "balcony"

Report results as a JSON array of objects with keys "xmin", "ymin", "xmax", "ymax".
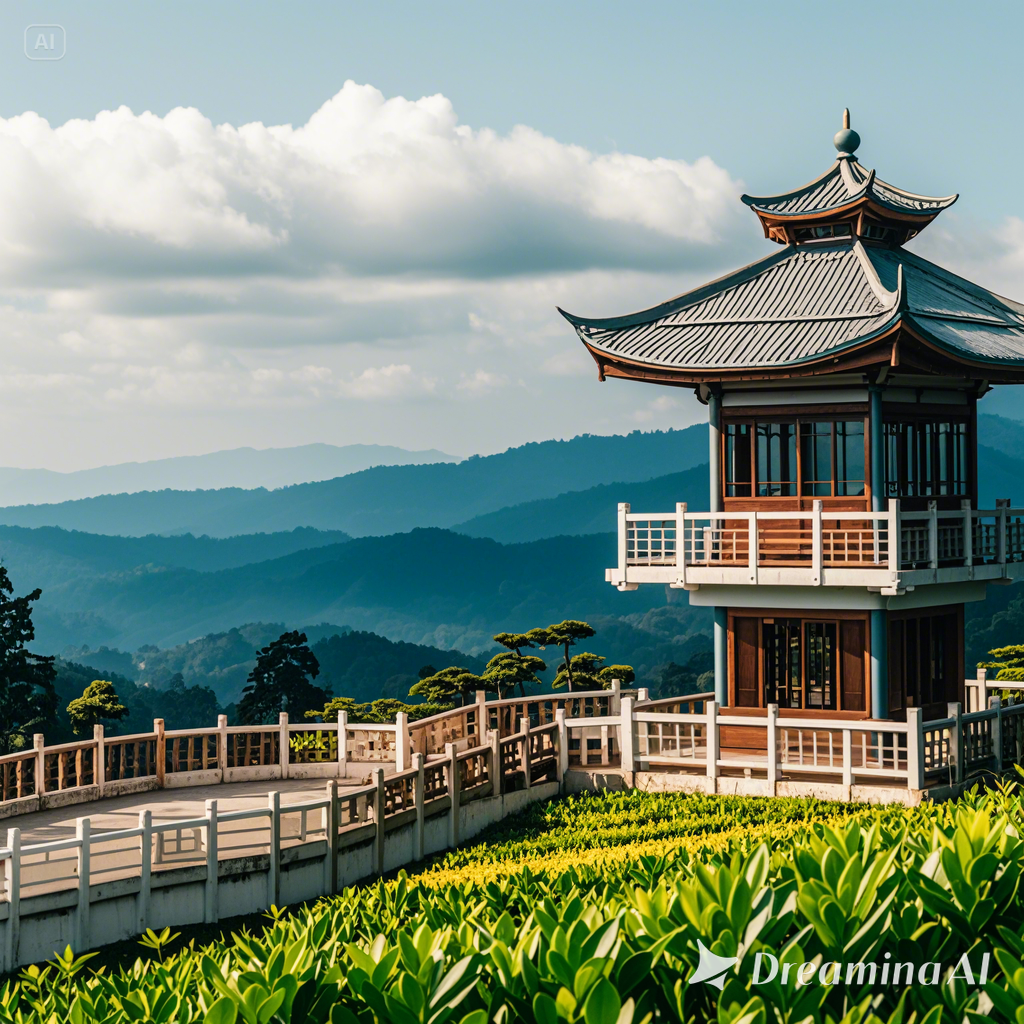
[{"xmin": 607, "ymin": 499, "xmax": 1024, "ymax": 593}]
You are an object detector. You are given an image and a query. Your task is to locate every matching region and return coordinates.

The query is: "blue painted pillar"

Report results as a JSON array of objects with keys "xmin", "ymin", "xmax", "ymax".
[
  {"xmin": 714, "ymin": 607, "xmax": 728, "ymax": 705},
  {"xmin": 870, "ymin": 608, "xmax": 888, "ymax": 720},
  {"xmin": 708, "ymin": 390, "xmax": 722, "ymax": 514},
  {"xmin": 868, "ymin": 387, "xmax": 889, "ymax": 719},
  {"xmin": 869, "ymin": 385, "xmax": 884, "ymax": 514}
]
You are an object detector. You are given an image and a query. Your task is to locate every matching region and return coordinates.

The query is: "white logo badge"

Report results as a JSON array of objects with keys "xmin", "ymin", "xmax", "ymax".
[{"xmin": 687, "ymin": 939, "xmax": 740, "ymax": 990}]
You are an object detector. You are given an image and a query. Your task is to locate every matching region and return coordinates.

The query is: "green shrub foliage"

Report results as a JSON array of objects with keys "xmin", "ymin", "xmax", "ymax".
[{"xmin": 7, "ymin": 786, "xmax": 1024, "ymax": 1022}]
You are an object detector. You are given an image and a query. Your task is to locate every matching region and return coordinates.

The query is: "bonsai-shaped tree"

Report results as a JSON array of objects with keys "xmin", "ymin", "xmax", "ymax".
[
  {"xmin": 306, "ymin": 696, "xmax": 452, "ymax": 724},
  {"xmin": 528, "ymin": 620, "xmax": 596, "ymax": 692},
  {"xmin": 483, "ymin": 651, "xmax": 546, "ymax": 699},
  {"xmin": 491, "ymin": 631, "xmax": 547, "ymax": 697},
  {"xmin": 551, "ymin": 653, "xmax": 634, "ymax": 691},
  {"xmin": 980, "ymin": 646, "xmax": 1024, "ymax": 681},
  {"xmin": 409, "ymin": 666, "xmax": 490, "ymax": 707},
  {"xmin": 237, "ymin": 630, "xmax": 326, "ymax": 724},
  {"xmin": 67, "ymin": 680, "xmax": 128, "ymax": 736},
  {"xmin": 0, "ymin": 565, "xmax": 58, "ymax": 754}
]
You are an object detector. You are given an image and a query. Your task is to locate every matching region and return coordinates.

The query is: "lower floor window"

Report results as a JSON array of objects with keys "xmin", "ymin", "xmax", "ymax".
[
  {"xmin": 762, "ymin": 619, "xmax": 837, "ymax": 711},
  {"xmin": 733, "ymin": 614, "xmax": 865, "ymax": 713}
]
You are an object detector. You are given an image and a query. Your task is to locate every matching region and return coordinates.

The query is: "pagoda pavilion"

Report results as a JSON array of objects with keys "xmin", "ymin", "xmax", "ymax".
[{"xmin": 561, "ymin": 112, "xmax": 1024, "ymax": 727}]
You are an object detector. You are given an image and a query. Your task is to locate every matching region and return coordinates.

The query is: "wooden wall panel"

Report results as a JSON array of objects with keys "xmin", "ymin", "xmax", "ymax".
[{"xmin": 840, "ymin": 619, "xmax": 866, "ymax": 713}]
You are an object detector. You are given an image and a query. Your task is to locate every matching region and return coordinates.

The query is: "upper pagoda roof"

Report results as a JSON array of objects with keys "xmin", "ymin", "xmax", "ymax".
[
  {"xmin": 739, "ymin": 110, "xmax": 957, "ymax": 245},
  {"xmin": 741, "ymin": 158, "xmax": 958, "ymax": 220},
  {"xmin": 560, "ymin": 112, "xmax": 1024, "ymax": 385}
]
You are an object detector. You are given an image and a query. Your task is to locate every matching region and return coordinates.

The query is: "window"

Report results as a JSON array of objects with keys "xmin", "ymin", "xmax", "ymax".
[
  {"xmin": 756, "ymin": 422, "xmax": 797, "ymax": 496},
  {"xmin": 724, "ymin": 416, "xmax": 868, "ymax": 500},
  {"xmin": 794, "ymin": 224, "xmax": 852, "ymax": 241},
  {"xmin": 724, "ymin": 423, "xmax": 752, "ymax": 497},
  {"xmin": 888, "ymin": 608, "xmax": 960, "ymax": 713},
  {"xmin": 861, "ymin": 223, "xmax": 893, "ymax": 241},
  {"xmin": 762, "ymin": 619, "xmax": 838, "ymax": 711},
  {"xmin": 884, "ymin": 419, "xmax": 968, "ymax": 498}
]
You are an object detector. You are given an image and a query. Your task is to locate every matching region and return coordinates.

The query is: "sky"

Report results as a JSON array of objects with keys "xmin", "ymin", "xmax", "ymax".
[{"xmin": 2, "ymin": 0, "xmax": 1024, "ymax": 470}]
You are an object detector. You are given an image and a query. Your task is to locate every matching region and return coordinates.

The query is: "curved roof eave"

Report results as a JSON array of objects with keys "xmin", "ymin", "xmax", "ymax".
[
  {"xmin": 557, "ymin": 246, "xmax": 796, "ymax": 331},
  {"xmin": 577, "ymin": 307, "xmax": 905, "ymax": 374},
  {"xmin": 902, "ymin": 314, "xmax": 1024, "ymax": 370},
  {"xmin": 739, "ymin": 162, "xmax": 843, "ymax": 209}
]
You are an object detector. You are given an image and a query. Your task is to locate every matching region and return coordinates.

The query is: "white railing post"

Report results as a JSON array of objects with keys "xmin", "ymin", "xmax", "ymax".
[
  {"xmin": 519, "ymin": 716, "xmax": 532, "ymax": 789},
  {"xmin": 609, "ymin": 677, "xmax": 621, "ymax": 715},
  {"xmin": 887, "ymin": 499, "xmax": 900, "ymax": 573},
  {"xmin": 990, "ymin": 695, "xmax": 1004, "ymax": 774},
  {"xmin": 488, "ymin": 728, "xmax": 501, "ymax": 793},
  {"xmin": 444, "ymin": 743, "xmax": 460, "ymax": 848},
  {"xmin": 927, "ymin": 500, "xmax": 939, "ymax": 569},
  {"xmin": 619, "ymin": 696, "xmax": 635, "ymax": 773},
  {"xmin": 373, "ymin": 768, "xmax": 386, "ymax": 875},
  {"xmin": 748, "ymin": 511, "xmax": 758, "ymax": 583},
  {"xmin": 93, "ymin": 724, "xmax": 105, "ymax": 798},
  {"xmin": 204, "ymin": 799, "xmax": 218, "ymax": 923},
  {"xmin": 76, "ymin": 818, "xmax": 90, "ymax": 951},
  {"xmin": 706, "ymin": 701, "xmax": 719, "ymax": 781},
  {"xmin": 948, "ymin": 702, "xmax": 963, "ymax": 784},
  {"xmin": 33, "ymin": 735, "xmax": 45, "ymax": 798},
  {"xmin": 278, "ymin": 713, "xmax": 289, "ymax": 780},
  {"xmin": 766, "ymin": 703, "xmax": 778, "ymax": 793},
  {"xmin": 841, "ymin": 729, "xmax": 853, "ymax": 794},
  {"xmin": 137, "ymin": 809, "xmax": 151, "ymax": 933},
  {"xmin": 676, "ymin": 502, "xmax": 687, "ymax": 582},
  {"xmin": 268, "ymin": 791, "xmax": 281, "ymax": 905},
  {"xmin": 395, "ymin": 712, "xmax": 409, "ymax": 772},
  {"xmin": 906, "ymin": 708, "xmax": 924, "ymax": 790},
  {"xmin": 811, "ymin": 499, "xmax": 823, "ymax": 585},
  {"xmin": 325, "ymin": 780, "xmax": 339, "ymax": 892},
  {"xmin": 617, "ymin": 502, "xmax": 630, "ymax": 576},
  {"xmin": 4, "ymin": 828, "xmax": 19, "ymax": 973},
  {"xmin": 337, "ymin": 711, "xmax": 348, "ymax": 778},
  {"xmin": 961, "ymin": 499, "xmax": 973, "ymax": 567},
  {"xmin": 555, "ymin": 708, "xmax": 568, "ymax": 784},
  {"xmin": 637, "ymin": 687, "xmax": 649, "ymax": 703},
  {"xmin": 217, "ymin": 714, "xmax": 228, "ymax": 779},
  {"xmin": 413, "ymin": 753, "xmax": 426, "ymax": 861},
  {"xmin": 976, "ymin": 666, "xmax": 988, "ymax": 715}
]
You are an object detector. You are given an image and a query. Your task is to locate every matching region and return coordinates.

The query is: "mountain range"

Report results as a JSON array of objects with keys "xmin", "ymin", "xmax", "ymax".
[
  {"xmin": 0, "ymin": 428, "xmax": 707, "ymax": 538},
  {"xmin": 0, "ymin": 442, "xmax": 458, "ymax": 506}
]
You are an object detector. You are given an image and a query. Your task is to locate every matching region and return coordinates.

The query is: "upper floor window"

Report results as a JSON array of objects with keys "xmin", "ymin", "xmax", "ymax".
[
  {"xmin": 794, "ymin": 224, "xmax": 852, "ymax": 242},
  {"xmin": 724, "ymin": 417, "xmax": 867, "ymax": 499},
  {"xmin": 884, "ymin": 419, "xmax": 968, "ymax": 498},
  {"xmin": 861, "ymin": 223, "xmax": 893, "ymax": 241}
]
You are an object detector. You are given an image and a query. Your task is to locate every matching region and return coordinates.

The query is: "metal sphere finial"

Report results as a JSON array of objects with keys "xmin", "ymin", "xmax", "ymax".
[{"xmin": 834, "ymin": 108, "xmax": 861, "ymax": 157}]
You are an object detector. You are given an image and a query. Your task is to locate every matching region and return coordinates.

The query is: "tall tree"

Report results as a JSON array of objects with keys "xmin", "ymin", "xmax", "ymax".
[
  {"xmin": 66, "ymin": 680, "xmax": 128, "ymax": 736},
  {"xmin": 528, "ymin": 620, "xmax": 596, "ymax": 692},
  {"xmin": 493, "ymin": 632, "xmax": 545, "ymax": 697},
  {"xmin": 0, "ymin": 566, "xmax": 58, "ymax": 754},
  {"xmin": 237, "ymin": 631, "xmax": 326, "ymax": 724}
]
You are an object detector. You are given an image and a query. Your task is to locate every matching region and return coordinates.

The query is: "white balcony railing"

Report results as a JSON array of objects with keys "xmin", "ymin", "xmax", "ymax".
[{"xmin": 608, "ymin": 499, "xmax": 1024, "ymax": 592}]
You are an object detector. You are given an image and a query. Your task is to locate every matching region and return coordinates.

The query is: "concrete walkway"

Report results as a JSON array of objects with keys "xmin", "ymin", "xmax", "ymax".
[{"xmin": 2, "ymin": 778, "xmax": 342, "ymax": 846}]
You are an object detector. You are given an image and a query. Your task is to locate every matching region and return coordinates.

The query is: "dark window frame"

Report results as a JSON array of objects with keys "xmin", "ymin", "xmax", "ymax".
[
  {"xmin": 723, "ymin": 415, "xmax": 868, "ymax": 500},
  {"xmin": 883, "ymin": 417, "xmax": 969, "ymax": 499}
]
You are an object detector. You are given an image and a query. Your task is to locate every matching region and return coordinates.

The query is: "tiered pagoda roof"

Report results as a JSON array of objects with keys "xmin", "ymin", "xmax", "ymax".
[{"xmin": 560, "ymin": 113, "xmax": 1024, "ymax": 385}]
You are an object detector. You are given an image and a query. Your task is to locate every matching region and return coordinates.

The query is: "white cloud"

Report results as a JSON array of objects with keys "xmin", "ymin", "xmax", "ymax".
[
  {"xmin": 0, "ymin": 82, "xmax": 745, "ymax": 286},
  {"xmin": 0, "ymin": 82, "xmax": 755, "ymax": 467}
]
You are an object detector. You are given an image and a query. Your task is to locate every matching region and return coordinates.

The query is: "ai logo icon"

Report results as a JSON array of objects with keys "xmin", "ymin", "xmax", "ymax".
[{"xmin": 688, "ymin": 940, "xmax": 740, "ymax": 990}]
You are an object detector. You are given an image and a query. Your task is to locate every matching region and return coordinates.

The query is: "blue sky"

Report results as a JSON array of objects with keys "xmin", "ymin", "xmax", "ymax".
[{"xmin": 0, "ymin": 1, "xmax": 1021, "ymax": 469}]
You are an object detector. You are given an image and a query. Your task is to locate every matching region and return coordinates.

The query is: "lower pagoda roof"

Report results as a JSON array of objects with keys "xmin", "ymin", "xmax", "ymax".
[{"xmin": 559, "ymin": 241, "xmax": 1024, "ymax": 384}]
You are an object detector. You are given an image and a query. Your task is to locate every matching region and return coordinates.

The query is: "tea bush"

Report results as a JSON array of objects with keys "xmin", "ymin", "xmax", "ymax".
[{"xmin": 3, "ymin": 786, "xmax": 1024, "ymax": 1024}]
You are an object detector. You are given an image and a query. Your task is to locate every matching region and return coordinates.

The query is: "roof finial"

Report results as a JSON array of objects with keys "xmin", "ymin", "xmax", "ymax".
[{"xmin": 834, "ymin": 108, "xmax": 860, "ymax": 158}]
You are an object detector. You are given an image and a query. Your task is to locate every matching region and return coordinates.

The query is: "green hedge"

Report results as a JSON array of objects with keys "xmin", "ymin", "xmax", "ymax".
[{"xmin": 5, "ymin": 786, "xmax": 1024, "ymax": 1023}]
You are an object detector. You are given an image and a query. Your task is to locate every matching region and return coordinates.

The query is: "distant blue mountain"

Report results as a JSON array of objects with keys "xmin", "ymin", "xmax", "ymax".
[
  {"xmin": 0, "ymin": 442, "xmax": 459, "ymax": 506},
  {"xmin": 0, "ymin": 427, "xmax": 706, "ymax": 538}
]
